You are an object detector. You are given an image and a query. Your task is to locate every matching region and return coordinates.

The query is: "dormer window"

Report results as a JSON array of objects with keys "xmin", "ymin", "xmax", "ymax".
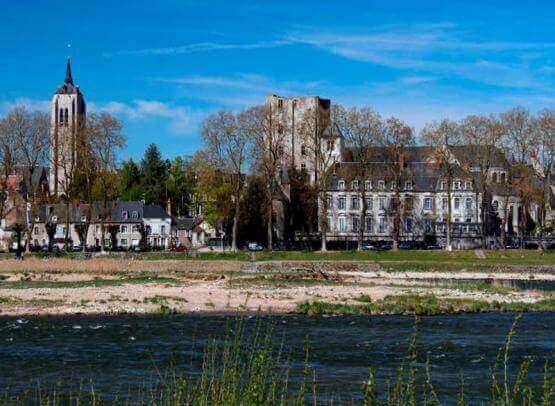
[
  {"xmin": 35, "ymin": 216, "xmax": 40, "ymax": 222},
  {"xmin": 131, "ymin": 211, "xmax": 139, "ymax": 219},
  {"xmin": 364, "ymin": 180, "xmax": 372, "ymax": 190},
  {"xmin": 404, "ymin": 181, "xmax": 413, "ymax": 191},
  {"xmin": 277, "ymin": 99, "xmax": 283, "ymax": 109},
  {"xmin": 440, "ymin": 181, "xmax": 447, "ymax": 190},
  {"xmin": 122, "ymin": 211, "xmax": 128, "ymax": 220},
  {"xmin": 378, "ymin": 180, "xmax": 385, "ymax": 190},
  {"xmin": 465, "ymin": 181, "xmax": 472, "ymax": 190},
  {"xmin": 301, "ymin": 145, "xmax": 306, "ymax": 156},
  {"xmin": 352, "ymin": 180, "xmax": 359, "ymax": 190},
  {"xmin": 390, "ymin": 181, "xmax": 397, "ymax": 191},
  {"xmin": 454, "ymin": 180, "xmax": 461, "ymax": 190},
  {"xmin": 81, "ymin": 216, "xmax": 87, "ymax": 222},
  {"xmin": 338, "ymin": 180, "xmax": 345, "ymax": 190},
  {"xmin": 51, "ymin": 216, "xmax": 58, "ymax": 223}
]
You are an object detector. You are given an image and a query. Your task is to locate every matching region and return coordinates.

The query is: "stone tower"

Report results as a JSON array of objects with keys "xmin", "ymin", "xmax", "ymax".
[{"xmin": 50, "ymin": 58, "xmax": 86, "ymax": 196}]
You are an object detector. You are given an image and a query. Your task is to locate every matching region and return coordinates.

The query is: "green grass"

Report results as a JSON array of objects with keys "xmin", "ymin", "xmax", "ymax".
[
  {"xmin": 296, "ymin": 294, "xmax": 555, "ymax": 316},
  {"xmin": 0, "ymin": 276, "xmax": 180, "ymax": 289}
]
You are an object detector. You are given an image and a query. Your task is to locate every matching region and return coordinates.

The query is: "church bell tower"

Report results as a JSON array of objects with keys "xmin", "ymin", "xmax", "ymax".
[{"xmin": 50, "ymin": 58, "xmax": 86, "ymax": 196}]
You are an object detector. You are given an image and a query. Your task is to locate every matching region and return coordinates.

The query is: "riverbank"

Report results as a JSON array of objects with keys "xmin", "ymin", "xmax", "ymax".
[{"xmin": 0, "ymin": 255, "xmax": 553, "ymax": 316}]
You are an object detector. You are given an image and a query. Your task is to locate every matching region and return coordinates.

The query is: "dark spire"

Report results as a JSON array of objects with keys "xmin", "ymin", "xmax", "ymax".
[{"xmin": 64, "ymin": 58, "xmax": 74, "ymax": 85}]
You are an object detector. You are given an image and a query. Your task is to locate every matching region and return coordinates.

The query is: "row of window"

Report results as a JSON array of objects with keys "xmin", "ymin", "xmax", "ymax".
[
  {"xmin": 336, "ymin": 179, "xmax": 473, "ymax": 191},
  {"xmin": 327, "ymin": 216, "xmax": 475, "ymax": 234},
  {"xmin": 328, "ymin": 195, "xmax": 474, "ymax": 212},
  {"xmin": 34, "ymin": 224, "xmax": 167, "ymax": 236}
]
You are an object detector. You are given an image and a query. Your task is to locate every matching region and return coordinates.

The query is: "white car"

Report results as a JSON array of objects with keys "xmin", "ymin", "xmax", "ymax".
[{"xmin": 247, "ymin": 242, "xmax": 264, "ymax": 251}]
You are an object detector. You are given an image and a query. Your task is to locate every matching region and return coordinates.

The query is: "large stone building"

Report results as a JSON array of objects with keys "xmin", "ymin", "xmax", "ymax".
[
  {"xmin": 50, "ymin": 59, "xmax": 86, "ymax": 196},
  {"xmin": 267, "ymin": 94, "xmax": 547, "ymax": 249}
]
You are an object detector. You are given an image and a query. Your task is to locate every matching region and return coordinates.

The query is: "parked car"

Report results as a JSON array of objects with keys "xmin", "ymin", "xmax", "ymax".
[
  {"xmin": 360, "ymin": 242, "xmax": 377, "ymax": 250},
  {"xmin": 397, "ymin": 242, "xmax": 413, "ymax": 250},
  {"xmin": 171, "ymin": 245, "xmax": 189, "ymax": 252},
  {"xmin": 379, "ymin": 241, "xmax": 393, "ymax": 250},
  {"xmin": 247, "ymin": 242, "xmax": 264, "ymax": 251},
  {"xmin": 425, "ymin": 243, "xmax": 444, "ymax": 250},
  {"xmin": 67, "ymin": 245, "xmax": 84, "ymax": 252}
]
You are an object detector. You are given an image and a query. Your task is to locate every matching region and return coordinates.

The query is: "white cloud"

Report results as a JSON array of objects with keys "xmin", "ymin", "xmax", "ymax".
[
  {"xmin": 0, "ymin": 98, "xmax": 50, "ymax": 113},
  {"xmin": 105, "ymin": 40, "xmax": 291, "ymax": 57},
  {"xmin": 287, "ymin": 23, "xmax": 555, "ymax": 90}
]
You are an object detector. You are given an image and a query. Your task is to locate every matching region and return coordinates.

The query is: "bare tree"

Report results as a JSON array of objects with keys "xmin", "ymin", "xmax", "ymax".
[
  {"xmin": 14, "ymin": 109, "xmax": 50, "ymax": 251},
  {"xmin": 500, "ymin": 107, "xmax": 535, "ymax": 245},
  {"xmin": 380, "ymin": 117, "xmax": 415, "ymax": 251},
  {"xmin": 297, "ymin": 106, "xmax": 335, "ymax": 251},
  {"xmin": 421, "ymin": 119, "xmax": 461, "ymax": 251},
  {"xmin": 333, "ymin": 105, "xmax": 382, "ymax": 249},
  {"xmin": 243, "ymin": 104, "xmax": 287, "ymax": 250},
  {"xmin": 201, "ymin": 111, "xmax": 251, "ymax": 252},
  {"xmin": 89, "ymin": 113, "xmax": 126, "ymax": 253},
  {"xmin": 460, "ymin": 115, "xmax": 504, "ymax": 248},
  {"xmin": 532, "ymin": 109, "xmax": 555, "ymax": 229}
]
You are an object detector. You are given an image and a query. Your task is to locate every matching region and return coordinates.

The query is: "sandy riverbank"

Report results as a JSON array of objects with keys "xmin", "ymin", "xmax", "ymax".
[{"xmin": 0, "ymin": 258, "xmax": 553, "ymax": 316}]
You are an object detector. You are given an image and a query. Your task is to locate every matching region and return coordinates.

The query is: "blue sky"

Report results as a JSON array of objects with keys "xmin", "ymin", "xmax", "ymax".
[{"xmin": 1, "ymin": 0, "xmax": 555, "ymax": 160}]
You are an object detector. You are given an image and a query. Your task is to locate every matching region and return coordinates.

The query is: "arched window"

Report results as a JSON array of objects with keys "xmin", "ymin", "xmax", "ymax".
[
  {"xmin": 492, "ymin": 172, "xmax": 498, "ymax": 183},
  {"xmin": 500, "ymin": 173, "xmax": 506, "ymax": 183},
  {"xmin": 338, "ymin": 180, "xmax": 345, "ymax": 190},
  {"xmin": 64, "ymin": 108, "xmax": 69, "ymax": 124},
  {"xmin": 59, "ymin": 108, "xmax": 64, "ymax": 124}
]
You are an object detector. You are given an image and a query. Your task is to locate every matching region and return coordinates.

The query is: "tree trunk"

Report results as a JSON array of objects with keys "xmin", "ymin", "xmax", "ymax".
[
  {"xmin": 358, "ymin": 188, "xmax": 366, "ymax": 250},
  {"xmin": 231, "ymin": 193, "xmax": 240, "ymax": 252},
  {"xmin": 319, "ymin": 191, "xmax": 327, "ymax": 252},
  {"xmin": 267, "ymin": 185, "xmax": 273, "ymax": 250}
]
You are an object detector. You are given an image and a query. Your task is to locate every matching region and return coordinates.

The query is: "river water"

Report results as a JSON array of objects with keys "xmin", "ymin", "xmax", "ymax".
[{"xmin": 0, "ymin": 312, "xmax": 553, "ymax": 403}]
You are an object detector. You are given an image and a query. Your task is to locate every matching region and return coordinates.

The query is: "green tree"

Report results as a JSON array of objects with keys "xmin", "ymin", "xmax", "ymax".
[
  {"xmin": 165, "ymin": 156, "xmax": 194, "ymax": 216},
  {"xmin": 140, "ymin": 144, "xmax": 168, "ymax": 206},
  {"xmin": 118, "ymin": 159, "xmax": 144, "ymax": 201}
]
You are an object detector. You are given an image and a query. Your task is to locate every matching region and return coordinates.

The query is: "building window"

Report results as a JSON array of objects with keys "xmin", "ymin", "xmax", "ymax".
[
  {"xmin": 301, "ymin": 145, "xmax": 306, "ymax": 156},
  {"xmin": 404, "ymin": 181, "xmax": 413, "ymax": 191},
  {"xmin": 122, "ymin": 211, "xmax": 128, "ymax": 220},
  {"xmin": 132, "ymin": 211, "xmax": 139, "ymax": 219},
  {"xmin": 378, "ymin": 180, "xmax": 385, "ymax": 190},
  {"xmin": 492, "ymin": 172, "xmax": 498, "ymax": 183},
  {"xmin": 351, "ymin": 196, "xmax": 359, "ymax": 210},
  {"xmin": 442, "ymin": 198, "xmax": 448, "ymax": 210},
  {"xmin": 338, "ymin": 196, "xmax": 346, "ymax": 210},
  {"xmin": 466, "ymin": 198, "xmax": 472, "ymax": 210},
  {"xmin": 121, "ymin": 225, "xmax": 128, "ymax": 233},
  {"xmin": 492, "ymin": 200, "xmax": 499, "ymax": 212},
  {"xmin": 364, "ymin": 180, "xmax": 372, "ymax": 190},
  {"xmin": 132, "ymin": 239, "xmax": 139, "ymax": 247},
  {"xmin": 365, "ymin": 216, "xmax": 373, "ymax": 233},
  {"xmin": 454, "ymin": 181, "xmax": 461, "ymax": 190},
  {"xmin": 34, "ymin": 227, "xmax": 39, "ymax": 235},
  {"xmin": 300, "ymin": 163, "xmax": 306, "ymax": 171},
  {"xmin": 424, "ymin": 219, "xmax": 432, "ymax": 233},
  {"xmin": 132, "ymin": 225, "xmax": 140, "ymax": 233},
  {"xmin": 161, "ymin": 225, "xmax": 166, "ymax": 235},
  {"xmin": 95, "ymin": 225, "xmax": 100, "ymax": 234},
  {"xmin": 440, "ymin": 181, "xmax": 447, "ymax": 190},
  {"xmin": 423, "ymin": 197, "xmax": 432, "ymax": 210},
  {"xmin": 389, "ymin": 181, "xmax": 397, "ymax": 191},
  {"xmin": 465, "ymin": 181, "xmax": 472, "ymax": 190},
  {"xmin": 365, "ymin": 197, "xmax": 373, "ymax": 211},
  {"xmin": 404, "ymin": 197, "xmax": 413, "ymax": 211},
  {"xmin": 120, "ymin": 239, "xmax": 128, "ymax": 247},
  {"xmin": 405, "ymin": 218, "xmax": 413, "ymax": 233},
  {"xmin": 327, "ymin": 216, "xmax": 333, "ymax": 232},
  {"xmin": 454, "ymin": 198, "xmax": 460, "ymax": 210},
  {"xmin": 379, "ymin": 197, "xmax": 386, "ymax": 210},
  {"xmin": 339, "ymin": 217, "xmax": 346, "ymax": 232},
  {"xmin": 352, "ymin": 216, "xmax": 359, "ymax": 232},
  {"xmin": 327, "ymin": 196, "xmax": 333, "ymax": 210},
  {"xmin": 352, "ymin": 180, "xmax": 359, "ymax": 190},
  {"xmin": 51, "ymin": 216, "xmax": 58, "ymax": 222},
  {"xmin": 81, "ymin": 216, "xmax": 87, "ymax": 222},
  {"xmin": 327, "ymin": 140, "xmax": 334, "ymax": 151},
  {"xmin": 500, "ymin": 173, "xmax": 506, "ymax": 183},
  {"xmin": 378, "ymin": 217, "xmax": 386, "ymax": 233},
  {"xmin": 277, "ymin": 99, "xmax": 283, "ymax": 109},
  {"xmin": 338, "ymin": 180, "xmax": 345, "ymax": 190}
]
